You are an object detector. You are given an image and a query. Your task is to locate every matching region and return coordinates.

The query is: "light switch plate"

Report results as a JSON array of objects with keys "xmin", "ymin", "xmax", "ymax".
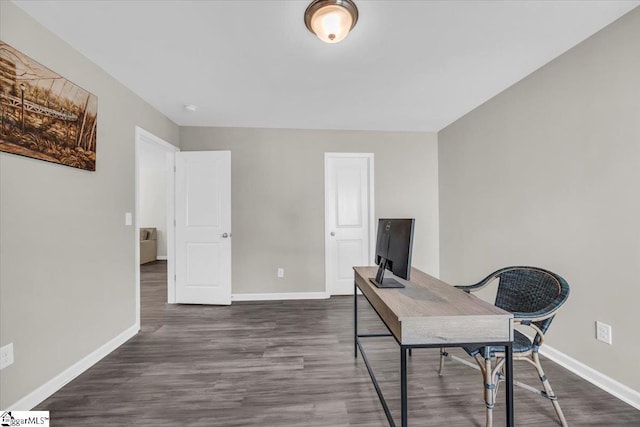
[
  {"xmin": 596, "ymin": 321, "xmax": 612, "ymax": 345},
  {"xmin": 125, "ymin": 212, "xmax": 132, "ymax": 226},
  {"xmin": 0, "ymin": 343, "xmax": 14, "ymax": 370}
]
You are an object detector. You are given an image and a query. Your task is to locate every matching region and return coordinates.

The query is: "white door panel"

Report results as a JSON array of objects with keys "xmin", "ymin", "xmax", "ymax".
[
  {"xmin": 325, "ymin": 154, "xmax": 374, "ymax": 295},
  {"xmin": 337, "ymin": 239, "xmax": 363, "ymax": 279},
  {"xmin": 186, "ymin": 243, "xmax": 220, "ymax": 285},
  {"xmin": 337, "ymin": 168, "xmax": 363, "ymax": 226},
  {"xmin": 186, "ymin": 166, "xmax": 220, "ymax": 227},
  {"xmin": 175, "ymin": 151, "xmax": 231, "ymax": 305}
]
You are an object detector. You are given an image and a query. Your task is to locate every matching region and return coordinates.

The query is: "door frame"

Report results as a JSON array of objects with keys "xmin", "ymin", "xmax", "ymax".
[
  {"xmin": 324, "ymin": 152, "xmax": 375, "ymax": 296},
  {"xmin": 135, "ymin": 126, "xmax": 179, "ymax": 328}
]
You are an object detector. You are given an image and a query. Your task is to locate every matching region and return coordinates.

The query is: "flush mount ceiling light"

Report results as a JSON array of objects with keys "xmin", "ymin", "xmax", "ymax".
[
  {"xmin": 184, "ymin": 104, "xmax": 198, "ymax": 112},
  {"xmin": 304, "ymin": 0, "xmax": 359, "ymax": 44}
]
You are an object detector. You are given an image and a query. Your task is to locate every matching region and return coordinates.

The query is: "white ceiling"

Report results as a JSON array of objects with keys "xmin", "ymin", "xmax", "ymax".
[{"xmin": 13, "ymin": 1, "xmax": 639, "ymax": 132}]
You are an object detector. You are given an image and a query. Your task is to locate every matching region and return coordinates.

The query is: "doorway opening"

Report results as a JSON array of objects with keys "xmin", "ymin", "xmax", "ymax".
[{"xmin": 135, "ymin": 127, "xmax": 179, "ymax": 329}]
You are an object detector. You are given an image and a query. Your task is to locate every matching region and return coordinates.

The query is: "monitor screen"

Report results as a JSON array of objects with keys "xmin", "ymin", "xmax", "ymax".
[{"xmin": 371, "ymin": 218, "xmax": 415, "ymax": 288}]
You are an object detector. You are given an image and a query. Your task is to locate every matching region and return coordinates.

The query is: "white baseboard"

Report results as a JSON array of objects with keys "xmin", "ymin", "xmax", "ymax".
[
  {"xmin": 540, "ymin": 344, "xmax": 640, "ymax": 410},
  {"xmin": 156, "ymin": 256, "xmax": 167, "ymax": 260},
  {"xmin": 232, "ymin": 292, "xmax": 330, "ymax": 301},
  {"xmin": 4, "ymin": 324, "xmax": 139, "ymax": 411}
]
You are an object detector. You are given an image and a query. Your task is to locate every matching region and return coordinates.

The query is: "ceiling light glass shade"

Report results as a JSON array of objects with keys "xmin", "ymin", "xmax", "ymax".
[{"xmin": 305, "ymin": 0, "xmax": 358, "ymax": 44}]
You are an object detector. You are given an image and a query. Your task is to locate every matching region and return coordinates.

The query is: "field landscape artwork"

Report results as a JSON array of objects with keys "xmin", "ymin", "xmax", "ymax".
[{"xmin": 0, "ymin": 41, "xmax": 97, "ymax": 171}]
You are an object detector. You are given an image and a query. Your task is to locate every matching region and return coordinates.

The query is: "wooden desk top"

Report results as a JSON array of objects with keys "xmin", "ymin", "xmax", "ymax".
[{"xmin": 354, "ymin": 266, "xmax": 513, "ymax": 345}]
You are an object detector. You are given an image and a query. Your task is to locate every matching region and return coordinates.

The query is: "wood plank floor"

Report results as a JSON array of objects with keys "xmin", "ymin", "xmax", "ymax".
[{"xmin": 36, "ymin": 261, "xmax": 640, "ymax": 426}]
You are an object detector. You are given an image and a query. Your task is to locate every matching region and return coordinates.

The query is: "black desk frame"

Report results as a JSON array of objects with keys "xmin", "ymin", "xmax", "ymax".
[{"xmin": 354, "ymin": 281, "xmax": 515, "ymax": 427}]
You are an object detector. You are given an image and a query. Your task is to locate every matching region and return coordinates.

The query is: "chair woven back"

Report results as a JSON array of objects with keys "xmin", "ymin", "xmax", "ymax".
[{"xmin": 493, "ymin": 267, "xmax": 569, "ymax": 341}]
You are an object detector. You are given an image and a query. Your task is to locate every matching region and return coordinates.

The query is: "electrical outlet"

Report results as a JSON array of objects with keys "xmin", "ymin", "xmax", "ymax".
[
  {"xmin": 277, "ymin": 268, "xmax": 284, "ymax": 278},
  {"xmin": 0, "ymin": 343, "xmax": 14, "ymax": 370},
  {"xmin": 596, "ymin": 321, "xmax": 612, "ymax": 345}
]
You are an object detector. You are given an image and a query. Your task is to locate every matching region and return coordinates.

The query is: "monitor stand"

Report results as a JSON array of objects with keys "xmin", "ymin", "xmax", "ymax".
[
  {"xmin": 370, "ymin": 259, "xmax": 405, "ymax": 289},
  {"xmin": 369, "ymin": 277, "xmax": 405, "ymax": 289}
]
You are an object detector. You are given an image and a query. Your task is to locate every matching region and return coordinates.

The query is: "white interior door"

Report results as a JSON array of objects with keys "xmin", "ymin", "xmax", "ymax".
[
  {"xmin": 325, "ymin": 153, "xmax": 374, "ymax": 295},
  {"xmin": 175, "ymin": 151, "xmax": 231, "ymax": 305}
]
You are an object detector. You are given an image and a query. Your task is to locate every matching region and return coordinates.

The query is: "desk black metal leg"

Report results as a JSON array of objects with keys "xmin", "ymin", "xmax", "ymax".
[
  {"xmin": 354, "ymin": 281, "xmax": 358, "ymax": 358},
  {"xmin": 505, "ymin": 343, "xmax": 514, "ymax": 427},
  {"xmin": 401, "ymin": 346, "xmax": 408, "ymax": 427}
]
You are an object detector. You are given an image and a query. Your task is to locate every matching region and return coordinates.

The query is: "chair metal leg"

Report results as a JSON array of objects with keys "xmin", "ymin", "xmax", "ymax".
[
  {"xmin": 483, "ymin": 356, "xmax": 495, "ymax": 427},
  {"xmin": 532, "ymin": 352, "xmax": 568, "ymax": 427},
  {"xmin": 438, "ymin": 348, "xmax": 447, "ymax": 376}
]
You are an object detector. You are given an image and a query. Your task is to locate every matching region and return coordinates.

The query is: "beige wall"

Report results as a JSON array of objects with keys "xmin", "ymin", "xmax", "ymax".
[
  {"xmin": 439, "ymin": 8, "xmax": 640, "ymax": 392},
  {"xmin": 180, "ymin": 127, "xmax": 439, "ymax": 294},
  {"xmin": 0, "ymin": 2, "xmax": 179, "ymax": 408}
]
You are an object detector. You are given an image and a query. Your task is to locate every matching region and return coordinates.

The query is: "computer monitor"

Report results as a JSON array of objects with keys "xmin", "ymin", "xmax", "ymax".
[{"xmin": 370, "ymin": 218, "xmax": 415, "ymax": 289}]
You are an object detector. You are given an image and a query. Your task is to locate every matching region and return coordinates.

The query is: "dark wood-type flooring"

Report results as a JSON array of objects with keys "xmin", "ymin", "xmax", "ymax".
[{"xmin": 37, "ymin": 261, "xmax": 640, "ymax": 426}]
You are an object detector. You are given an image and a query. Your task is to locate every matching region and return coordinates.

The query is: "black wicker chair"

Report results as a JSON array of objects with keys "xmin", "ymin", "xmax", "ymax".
[{"xmin": 439, "ymin": 266, "xmax": 570, "ymax": 427}]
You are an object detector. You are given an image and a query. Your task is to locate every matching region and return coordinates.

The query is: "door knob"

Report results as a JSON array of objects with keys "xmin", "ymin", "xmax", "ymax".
[
  {"xmin": 222, "ymin": 233, "xmax": 229, "ymax": 238},
  {"xmin": 330, "ymin": 232, "xmax": 335, "ymax": 236}
]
